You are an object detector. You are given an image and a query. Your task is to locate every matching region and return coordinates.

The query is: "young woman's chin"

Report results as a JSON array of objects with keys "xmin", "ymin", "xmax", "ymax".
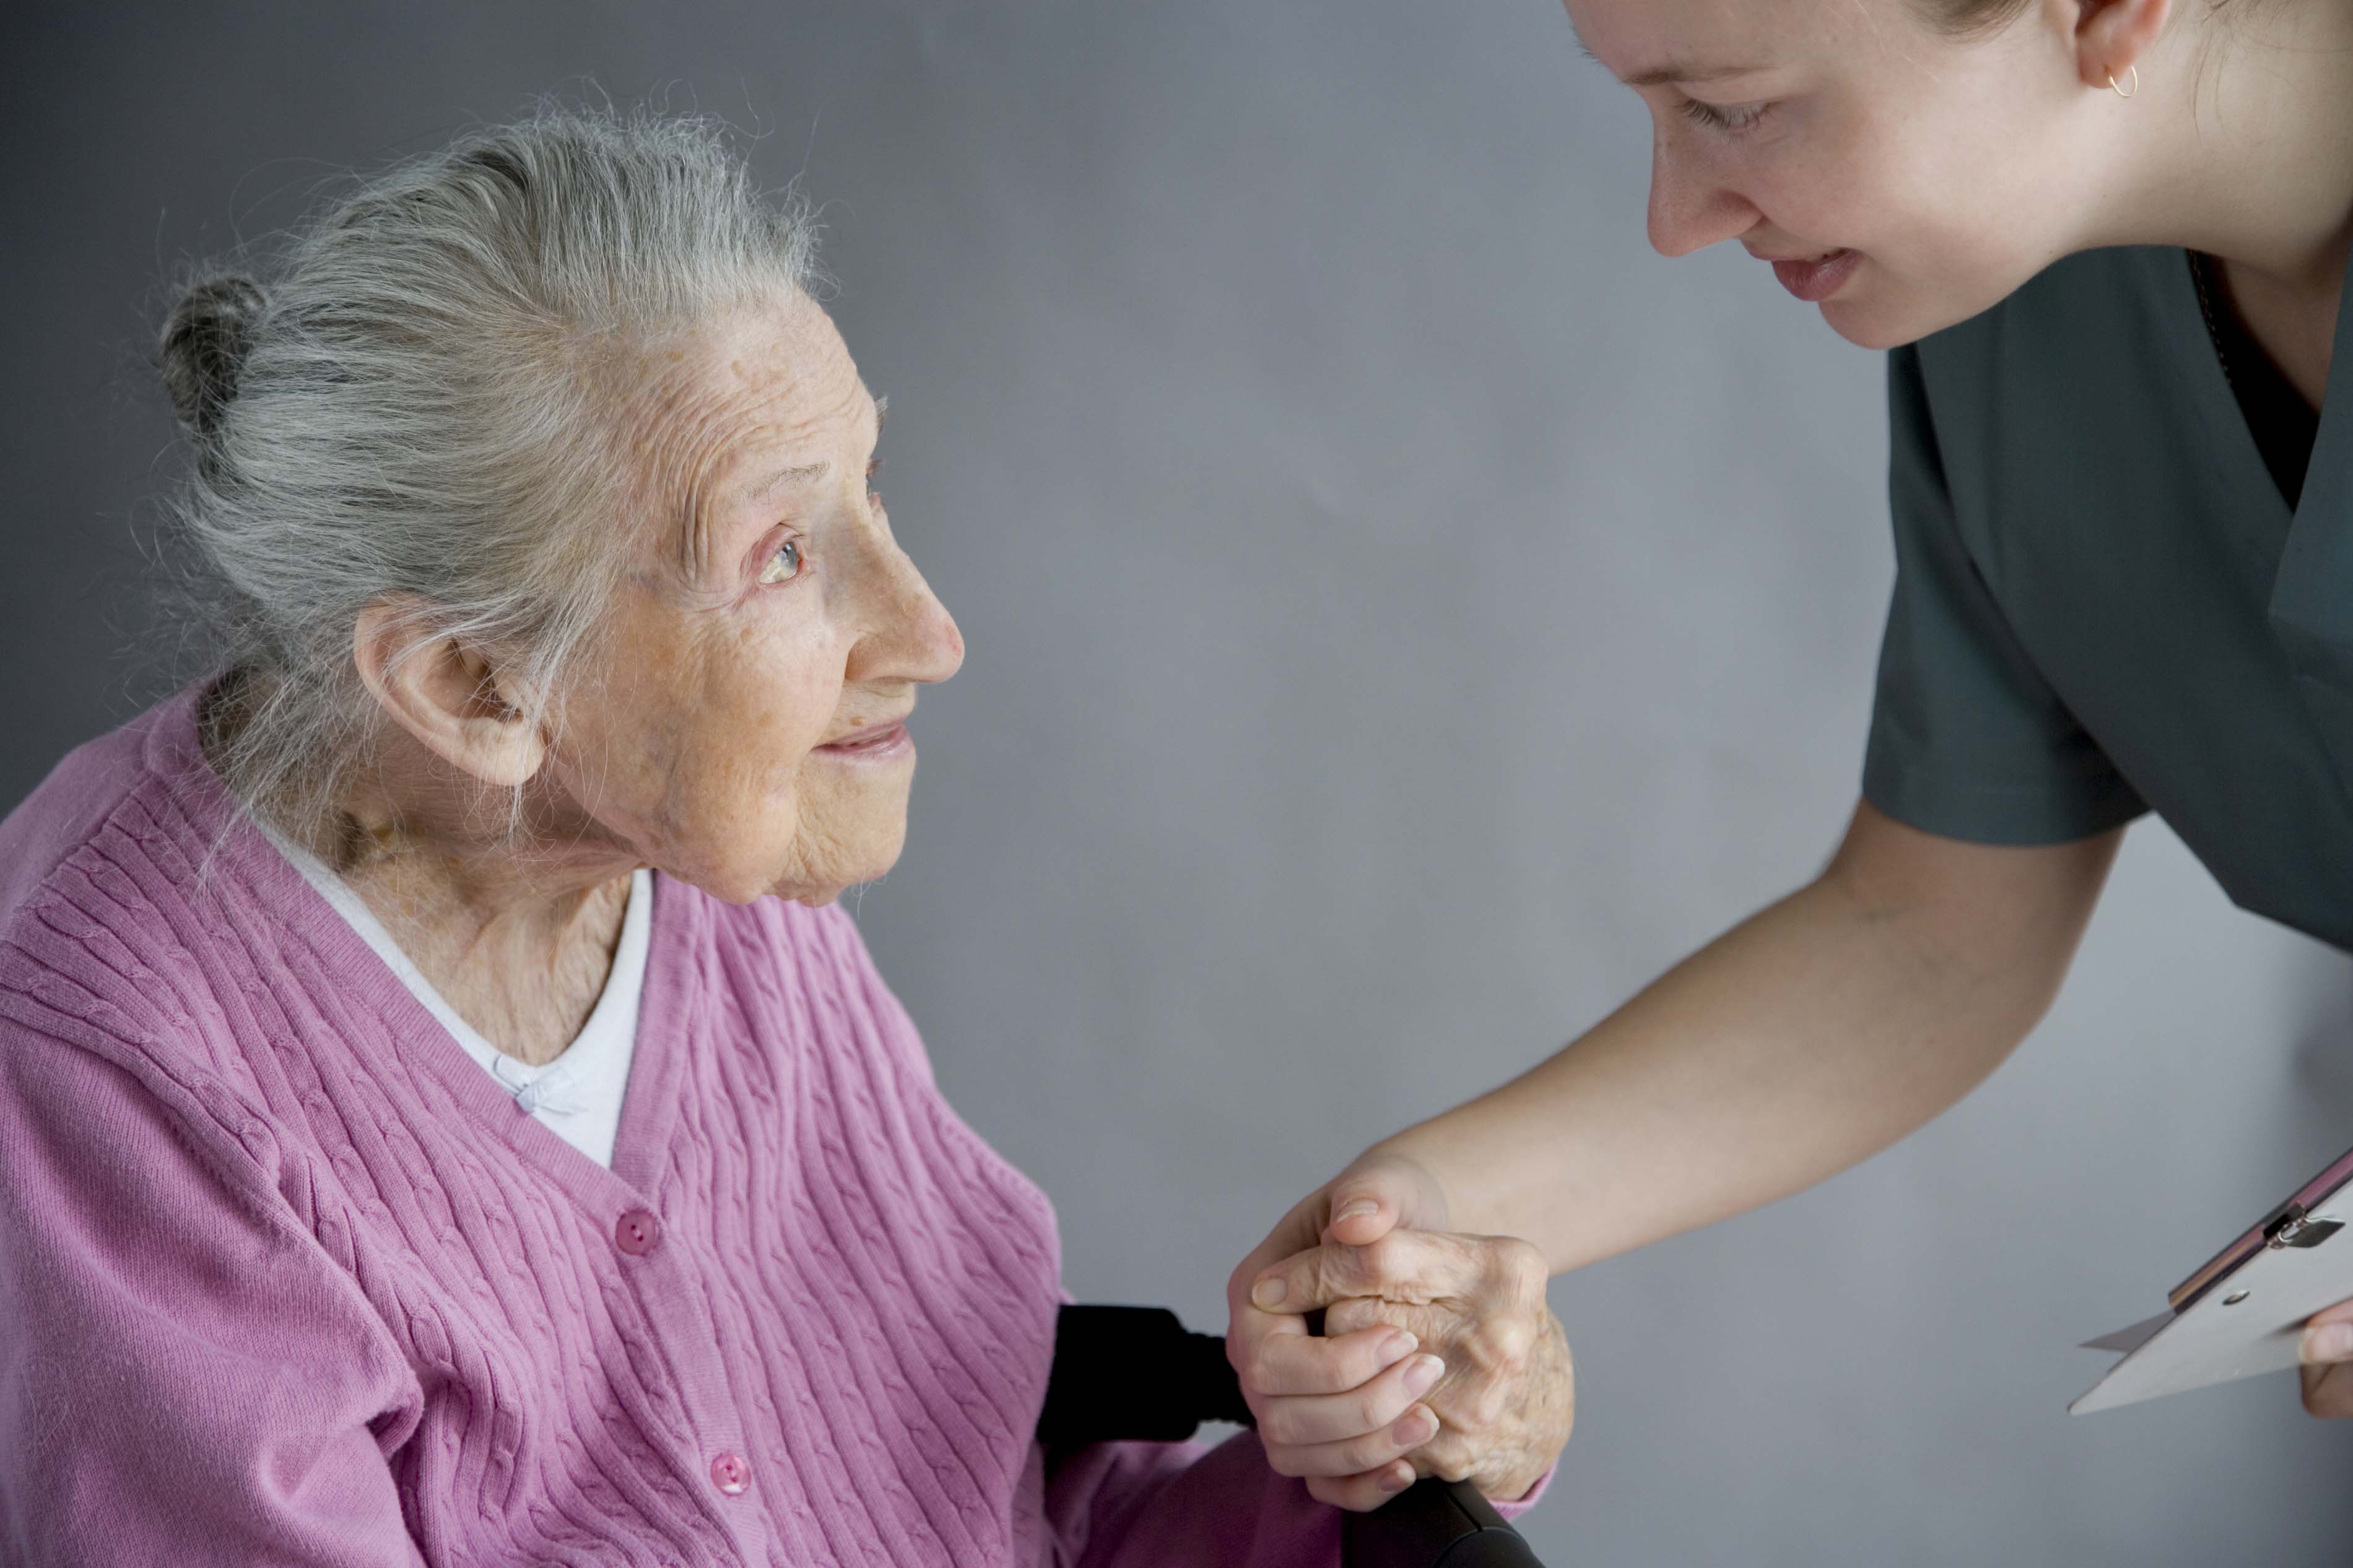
[
  {"xmin": 1816, "ymin": 295, "xmax": 1918, "ymax": 352},
  {"xmin": 1816, "ymin": 267, "xmax": 2032, "ymax": 352}
]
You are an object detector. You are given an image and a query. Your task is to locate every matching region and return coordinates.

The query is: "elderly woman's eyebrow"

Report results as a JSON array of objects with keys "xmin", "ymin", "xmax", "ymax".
[
  {"xmin": 737, "ymin": 397, "xmax": 885, "ymax": 511},
  {"xmin": 742, "ymin": 462, "xmax": 830, "ymax": 508}
]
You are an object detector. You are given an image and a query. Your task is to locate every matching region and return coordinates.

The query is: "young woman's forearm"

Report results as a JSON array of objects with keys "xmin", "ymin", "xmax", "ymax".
[{"xmin": 1375, "ymin": 802, "xmax": 2122, "ymax": 1272}]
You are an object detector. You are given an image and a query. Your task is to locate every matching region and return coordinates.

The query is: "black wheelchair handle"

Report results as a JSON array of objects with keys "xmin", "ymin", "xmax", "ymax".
[
  {"xmin": 1341, "ymin": 1474, "xmax": 1543, "ymax": 1568},
  {"xmin": 1042, "ymin": 1306, "xmax": 1546, "ymax": 1568}
]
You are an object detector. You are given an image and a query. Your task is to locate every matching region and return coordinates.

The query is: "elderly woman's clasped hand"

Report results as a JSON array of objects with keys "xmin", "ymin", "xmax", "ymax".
[{"xmin": 1227, "ymin": 1150, "xmax": 1573, "ymax": 1511}]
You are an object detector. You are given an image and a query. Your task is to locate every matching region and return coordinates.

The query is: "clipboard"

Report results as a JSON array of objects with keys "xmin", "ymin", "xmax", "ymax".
[{"xmin": 2072, "ymin": 1144, "xmax": 2353, "ymax": 1414}]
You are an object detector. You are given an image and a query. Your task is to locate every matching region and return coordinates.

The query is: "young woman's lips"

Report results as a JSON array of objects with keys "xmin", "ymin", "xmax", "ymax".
[
  {"xmin": 1770, "ymin": 248, "xmax": 1862, "ymax": 303},
  {"xmin": 814, "ymin": 721, "xmax": 912, "ymax": 763}
]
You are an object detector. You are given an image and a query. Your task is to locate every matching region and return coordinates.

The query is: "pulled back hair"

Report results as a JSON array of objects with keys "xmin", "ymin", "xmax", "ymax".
[
  {"xmin": 1918, "ymin": 0, "xmax": 2268, "ymax": 37},
  {"xmin": 156, "ymin": 105, "xmax": 817, "ymax": 841}
]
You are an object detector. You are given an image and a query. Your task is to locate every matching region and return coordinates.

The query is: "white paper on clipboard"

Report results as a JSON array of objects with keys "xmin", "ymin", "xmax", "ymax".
[{"xmin": 2072, "ymin": 1149, "xmax": 2353, "ymax": 1415}]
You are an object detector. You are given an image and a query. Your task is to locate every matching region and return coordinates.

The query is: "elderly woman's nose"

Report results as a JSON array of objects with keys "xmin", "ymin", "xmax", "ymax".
[{"xmin": 843, "ymin": 535, "xmax": 963, "ymax": 686}]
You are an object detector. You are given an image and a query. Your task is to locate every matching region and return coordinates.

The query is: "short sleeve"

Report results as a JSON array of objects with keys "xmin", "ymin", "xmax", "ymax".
[
  {"xmin": 1861, "ymin": 345, "xmax": 2148, "ymax": 844},
  {"xmin": 0, "ymin": 1026, "xmax": 427, "ymax": 1567}
]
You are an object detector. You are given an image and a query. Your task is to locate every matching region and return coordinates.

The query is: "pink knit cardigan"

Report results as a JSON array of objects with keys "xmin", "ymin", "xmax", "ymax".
[{"xmin": 0, "ymin": 695, "xmax": 1336, "ymax": 1566}]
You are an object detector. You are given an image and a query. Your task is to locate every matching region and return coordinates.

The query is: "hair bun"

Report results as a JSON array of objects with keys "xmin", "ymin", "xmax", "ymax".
[{"xmin": 159, "ymin": 275, "xmax": 266, "ymax": 438}]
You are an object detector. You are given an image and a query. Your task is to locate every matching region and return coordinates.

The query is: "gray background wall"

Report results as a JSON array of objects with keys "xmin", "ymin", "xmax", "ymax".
[{"xmin": 8, "ymin": 1, "xmax": 2353, "ymax": 1562}]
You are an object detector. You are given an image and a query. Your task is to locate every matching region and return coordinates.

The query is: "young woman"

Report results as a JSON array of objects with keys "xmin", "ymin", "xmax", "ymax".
[{"xmin": 1228, "ymin": 0, "xmax": 2353, "ymax": 1505}]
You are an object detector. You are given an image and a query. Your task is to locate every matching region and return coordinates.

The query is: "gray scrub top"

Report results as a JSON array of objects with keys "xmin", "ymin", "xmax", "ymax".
[{"xmin": 1861, "ymin": 241, "xmax": 2353, "ymax": 950}]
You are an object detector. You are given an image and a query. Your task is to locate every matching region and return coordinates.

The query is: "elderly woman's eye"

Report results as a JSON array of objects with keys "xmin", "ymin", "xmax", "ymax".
[{"xmin": 757, "ymin": 537, "xmax": 804, "ymax": 586}]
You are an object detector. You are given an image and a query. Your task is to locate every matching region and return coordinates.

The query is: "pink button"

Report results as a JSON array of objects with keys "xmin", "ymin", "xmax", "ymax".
[
  {"xmin": 710, "ymin": 1450, "xmax": 750, "ymax": 1496},
  {"xmin": 614, "ymin": 1208, "xmax": 661, "ymax": 1257}
]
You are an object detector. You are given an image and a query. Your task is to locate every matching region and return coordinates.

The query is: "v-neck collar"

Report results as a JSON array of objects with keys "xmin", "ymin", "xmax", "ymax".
[
  {"xmin": 2187, "ymin": 249, "xmax": 2323, "ymax": 511},
  {"xmin": 264, "ymin": 825, "xmax": 652, "ymax": 1163},
  {"xmin": 2263, "ymin": 235, "xmax": 2353, "ymax": 648},
  {"xmin": 146, "ymin": 690, "xmax": 700, "ymax": 1219}
]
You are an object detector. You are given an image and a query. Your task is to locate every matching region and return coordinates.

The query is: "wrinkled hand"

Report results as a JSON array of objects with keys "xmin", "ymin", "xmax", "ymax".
[
  {"xmin": 1226, "ymin": 1153, "xmax": 1573, "ymax": 1510},
  {"xmin": 2299, "ymin": 1296, "xmax": 2353, "ymax": 1415}
]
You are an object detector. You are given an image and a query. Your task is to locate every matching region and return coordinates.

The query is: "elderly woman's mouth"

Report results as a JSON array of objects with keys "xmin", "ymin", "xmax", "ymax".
[{"xmin": 814, "ymin": 718, "xmax": 913, "ymax": 761}]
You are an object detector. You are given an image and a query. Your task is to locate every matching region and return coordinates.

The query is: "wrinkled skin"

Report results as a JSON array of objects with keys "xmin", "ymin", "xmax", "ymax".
[
  {"xmin": 1228, "ymin": 1152, "xmax": 1573, "ymax": 1510},
  {"xmin": 541, "ymin": 294, "xmax": 964, "ymax": 907},
  {"xmin": 304, "ymin": 295, "xmax": 1583, "ymax": 1502},
  {"xmin": 316, "ymin": 292, "xmax": 962, "ymax": 1063}
]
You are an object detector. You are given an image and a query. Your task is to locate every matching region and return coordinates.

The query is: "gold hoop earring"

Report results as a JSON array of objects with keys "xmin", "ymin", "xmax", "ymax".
[{"xmin": 2108, "ymin": 65, "xmax": 2139, "ymax": 99}]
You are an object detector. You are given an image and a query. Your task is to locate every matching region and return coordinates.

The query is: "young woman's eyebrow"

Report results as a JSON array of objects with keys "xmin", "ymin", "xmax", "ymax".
[
  {"xmin": 1622, "ymin": 59, "xmax": 1766, "ymax": 87},
  {"xmin": 1570, "ymin": 29, "xmax": 1762, "ymax": 87}
]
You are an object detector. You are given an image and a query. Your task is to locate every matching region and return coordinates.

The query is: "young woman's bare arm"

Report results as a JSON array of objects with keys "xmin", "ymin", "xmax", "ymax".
[
  {"xmin": 1229, "ymin": 801, "xmax": 2120, "ymax": 1488},
  {"xmin": 1378, "ymin": 799, "xmax": 2121, "ymax": 1268}
]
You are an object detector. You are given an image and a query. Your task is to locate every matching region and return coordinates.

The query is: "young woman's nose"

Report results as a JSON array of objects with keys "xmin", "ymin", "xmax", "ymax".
[{"xmin": 1645, "ymin": 126, "xmax": 1758, "ymax": 258}]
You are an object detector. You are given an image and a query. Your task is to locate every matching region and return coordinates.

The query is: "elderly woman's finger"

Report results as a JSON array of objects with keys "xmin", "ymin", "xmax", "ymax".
[
  {"xmin": 1243, "ymin": 1323, "xmax": 1420, "ymax": 1398},
  {"xmin": 1246, "ymin": 1223, "xmax": 1570, "ymax": 1501},
  {"xmin": 1262, "ymin": 1395, "xmax": 1442, "ymax": 1478},
  {"xmin": 1225, "ymin": 1154, "xmax": 1459, "ymax": 1418},
  {"xmin": 1255, "ymin": 1352, "xmax": 1445, "ymax": 1449},
  {"xmin": 1248, "ymin": 1229, "xmax": 1494, "ymax": 1315}
]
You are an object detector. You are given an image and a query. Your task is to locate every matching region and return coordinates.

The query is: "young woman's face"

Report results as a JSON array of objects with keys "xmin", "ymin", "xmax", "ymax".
[{"xmin": 1567, "ymin": 0, "xmax": 2105, "ymax": 349}]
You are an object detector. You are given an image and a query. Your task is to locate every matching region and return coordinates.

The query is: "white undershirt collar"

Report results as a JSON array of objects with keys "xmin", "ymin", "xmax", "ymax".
[{"xmin": 264, "ymin": 826, "xmax": 650, "ymax": 1169}]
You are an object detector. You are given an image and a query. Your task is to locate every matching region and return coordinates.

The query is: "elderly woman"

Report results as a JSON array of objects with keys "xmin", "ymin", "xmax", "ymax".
[{"xmin": 0, "ymin": 110, "xmax": 1568, "ymax": 1564}]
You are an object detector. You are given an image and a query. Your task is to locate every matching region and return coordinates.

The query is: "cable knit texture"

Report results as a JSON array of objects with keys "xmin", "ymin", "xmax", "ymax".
[{"xmin": 0, "ymin": 694, "xmax": 1339, "ymax": 1567}]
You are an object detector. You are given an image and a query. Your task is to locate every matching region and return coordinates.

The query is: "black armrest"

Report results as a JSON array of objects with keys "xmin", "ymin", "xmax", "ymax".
[
  {"xmin": 1044, "ymin": 1306, "xmax": 1547, "ymax": 1568},
  {"xmin": 1040, "ymin": 1304, "xmax": 1249, "ymax": 1444}
]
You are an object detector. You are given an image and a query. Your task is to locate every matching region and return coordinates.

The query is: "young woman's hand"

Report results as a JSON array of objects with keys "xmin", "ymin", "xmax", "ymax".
[{"xmin": 1225, "ymin": 1152, "xmax": 1572, "ymax": 1510}]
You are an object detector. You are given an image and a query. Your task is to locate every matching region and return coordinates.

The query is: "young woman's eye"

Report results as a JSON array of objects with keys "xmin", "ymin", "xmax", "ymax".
[
  {"xmin": 866, "ymin": 457, "xmax": 884, "ymax": 510},
  {"xmin": 757, "ymin": 536, "xmax": 804, "ymax": 586},
  {"xmin": 1681, "ymin": 98, "xmax": 1773, "ymax": 134}
]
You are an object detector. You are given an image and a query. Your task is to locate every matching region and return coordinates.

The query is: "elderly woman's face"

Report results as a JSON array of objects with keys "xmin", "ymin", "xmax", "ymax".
[{"xmin": 550, "ymin": 295, "xmax": 963, "ymax": 905}]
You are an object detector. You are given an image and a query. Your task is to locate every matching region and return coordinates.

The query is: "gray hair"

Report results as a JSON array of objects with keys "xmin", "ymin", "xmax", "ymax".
[{"xmin": 157, "ymin": 106, "xmax": 818, "ymax": 843}]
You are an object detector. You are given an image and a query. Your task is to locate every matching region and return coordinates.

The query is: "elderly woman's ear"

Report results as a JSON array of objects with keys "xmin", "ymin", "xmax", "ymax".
[{"xmin": 352, "ymin": 599, "xmax": 548, "ymax": 789}]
